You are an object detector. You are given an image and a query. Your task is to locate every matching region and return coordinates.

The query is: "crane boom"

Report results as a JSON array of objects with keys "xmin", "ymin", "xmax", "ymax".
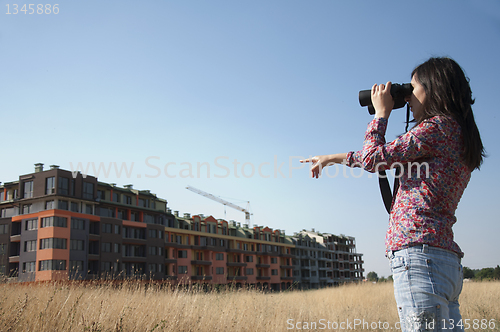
[{"xmin": 186, "ymin": 186, "xmax": 251, "ymax": 227}]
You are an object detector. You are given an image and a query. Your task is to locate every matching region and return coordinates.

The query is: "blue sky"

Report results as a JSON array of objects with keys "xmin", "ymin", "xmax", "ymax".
[{"xmin": 1, "ymin": 0, "xmax": 499, "ymax": 278}]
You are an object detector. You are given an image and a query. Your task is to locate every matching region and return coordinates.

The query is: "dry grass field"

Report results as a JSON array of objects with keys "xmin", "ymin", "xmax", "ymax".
[{"xmin": 0, "ymin": 280, "xmax": 498, "ymax": 331}]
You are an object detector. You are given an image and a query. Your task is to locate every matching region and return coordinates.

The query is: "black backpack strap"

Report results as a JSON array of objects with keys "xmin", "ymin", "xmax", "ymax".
[
  {"xmin": 378, "ymin": 170, "xmax": 393, "ymax": 214},
  {"xmin": 377, "ymin": 104, "xmax": 410, "ymax": 214}
]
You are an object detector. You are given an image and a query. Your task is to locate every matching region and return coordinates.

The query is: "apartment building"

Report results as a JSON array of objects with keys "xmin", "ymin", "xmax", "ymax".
[
  {"xmin": 291, "ymin": 230, "xmax": 364, "ymax": 289},
  {"xmin": 0, "ymin": 164, "xmax": 362, "ymax": 290}
]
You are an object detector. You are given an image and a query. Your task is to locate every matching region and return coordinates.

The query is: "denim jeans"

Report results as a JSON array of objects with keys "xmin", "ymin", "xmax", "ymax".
[{"xmin": 388, "ymin": 244, "xmax": 464, "ymax": 332}]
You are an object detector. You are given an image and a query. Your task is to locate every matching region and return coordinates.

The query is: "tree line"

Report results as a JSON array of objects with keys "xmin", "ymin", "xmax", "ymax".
[
  {"xmin": 463, "ymin": 266, "xmax": 500, "ymax": 280},
  {"xmin": 366, "ymin": 265, "xmax": 500, "ymax": 282}
]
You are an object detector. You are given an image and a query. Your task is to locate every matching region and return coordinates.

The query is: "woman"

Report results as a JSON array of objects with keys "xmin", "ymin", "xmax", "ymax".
[{"xmin": 301, "ymin": 57, "xmax": 484, "ymax": 331}]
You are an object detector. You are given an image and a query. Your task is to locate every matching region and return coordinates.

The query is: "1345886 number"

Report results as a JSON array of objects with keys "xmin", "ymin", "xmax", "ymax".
[
  {"xmin": 442, "ymin": 319, "xmax": 496, "ymax": 330},
  {"xmin": 6, "ymin": 4, "xmax": 59, "ymax": 14}
]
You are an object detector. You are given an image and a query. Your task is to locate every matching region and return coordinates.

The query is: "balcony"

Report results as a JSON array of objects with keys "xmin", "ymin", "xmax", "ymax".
[
  {"xmin": 10, "ymin": 235, "xmax": 21, "ymax": 242},
  {"xmin": 226, "ymin": 248, "xmax": 248, "ymax": 254},
  {"xmin": 226, "ymin": 262, "xmax": 247, "ymax": 267},
  {"xmin": 191, "ymin": 260, "xmax": 212, "ymax": 266},
  {"xmin": 190, "ymin": 245, "xmax": 208, "ymax": 250},
  {"xmin": 9, "ymin": 256, "xmax": 19, "ymax": 263},
  {"xmin": 191, "ymin": 275, "xmax": 212, "ymax": 281},
  {"xmin": 227, "ymin": 276, "xmax": 247, "ymax": 281},
  {"xmin": 165, "ymin": 243, "xmax": 191, "ymax": 249},
  {"xmin": 164, "ymin": 275, "xmax": 178, "ymax": 280}
]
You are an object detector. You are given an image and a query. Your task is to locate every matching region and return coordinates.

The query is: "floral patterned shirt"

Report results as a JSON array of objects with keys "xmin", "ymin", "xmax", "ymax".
[{"xmin": 346, "ymin": 116, "xmax": 469, "ymax": 257}]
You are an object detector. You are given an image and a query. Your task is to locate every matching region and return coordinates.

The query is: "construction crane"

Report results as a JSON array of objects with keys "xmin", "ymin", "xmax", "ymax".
[{"xmin": 186, "ymin": 185, "xmax": 251, "ymax": 227}]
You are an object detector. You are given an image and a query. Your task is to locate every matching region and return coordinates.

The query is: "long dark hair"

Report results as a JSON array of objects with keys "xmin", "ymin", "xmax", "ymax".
[{"xmin": 412, "ymin": 57, "xmax": 485, "ymax": 170}]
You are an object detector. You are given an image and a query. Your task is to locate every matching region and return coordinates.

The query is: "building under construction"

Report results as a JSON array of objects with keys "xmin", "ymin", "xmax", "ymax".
[{"xmin": 0, "ymin": 164, "xmax": 364, "ymax": 290}]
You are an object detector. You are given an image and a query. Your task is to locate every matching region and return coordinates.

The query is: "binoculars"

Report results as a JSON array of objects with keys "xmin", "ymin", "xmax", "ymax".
[{"xmin": 359, "ymin": 83, "xmax": 413, "ymax": 115}]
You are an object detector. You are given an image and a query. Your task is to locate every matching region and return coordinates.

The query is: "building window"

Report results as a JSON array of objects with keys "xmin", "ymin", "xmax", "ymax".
[
  {"xmin": 113, "ymin": 192, "xmax": 120, "ymax": 202},
  {"xmin": 98, "ymin": 207, "xmax": 115, "ymax": 218},
  {"xmin": 0, "ymin": 224, "xmax": 8, "ymax": 235},
  {"xmin": 71, "ymin": 202, "xmax": 79, "ymax": 212},
  {"xmin": 245, "ymin": 268, "xmax": 254, "ymax": 275},
  {"xmin": 124, "ymin": 196, "xmax": 132, "ymax": 205},
  {"xmin": 41, "ymin": 216, "xmax": 67, "ymax": 228},
  {"xmin": 101, "ymin": 242, "xmax": 112, "ymax": 253},
  {"xmin": 178, "ymin": 266, "xmax": 187, "ymax": 274},
  {"xmin": 89, "ymin": 222, "xmax": 100, "ymax": 235},
  {"xmin": 69, "ymin": 260, "xmax": 84, "ymax": 271},
  {"xmin": 83, "ymin": 182, "xmax": 94, "ymax": 200},
  {"xmin": 216, "ymin": 253, "xmax": 224, "ymax": 260},
  {"xmin": 71, "ymin": 218, "xmax": 85, "ymax": 230},
  {"xmin": 22, "ymin": 261, "xmax": 36, "ymax": 273},
  {"xmin": 130, "ymin": 211, "xmax": 139, "ymax": 221},
  {"xmin": 46, "ymin": 177, "xmax": 55, "ymax": 195},
  {"xmin": 58, "ymin": 177, "xmax": 69, "ymax": 195},
  {"xmin": 102, "ymin": 262, "xmax": 112, "ymax": 272},
  {"xmin": 23, "ymin": 181, "xmax": 34, "ymax": 198},
  {"xmin": 88, "ymin": 260, "xmax": 99, "ymax": 274},
  {"xmin": 70, "ymin": 240, "xmax": 84, "ymax": 251},
  {"xmin": 88, "ymin": 241, "xmax": 99, "ymax": 255},
  {"xmin": 7, "ymin": 189, "xmax": 18, "ymax": 200},
  {"xmin": 245, "ymin": 255, "xmax": 253, "ymax": 263},
  {"xmin": 178, "ymin": 250, "xmax": 187, "ymax": 258},
  {"xmin": 114, "ymin": 243, "xmax": 120, "ymax": 253},
  {"xmin": 271, "ymin": 257, "xmax": 277, "ymax": 264},
  {"xmin": 22, "ymin": 204, "xmax": 32, "ymax": 214},
  {"xmin": 97, "ymin": 190, "xmax": 105, "ymax": 200},
  {"xmin": 102, "ymin": 223, "xmax": 112, "ymax": 233},
  {"xmin": 40, "ymin": 238, "xmax": 67, "ymax": 250},
  {"xmin": 39, "ymin": 260, "xmax": 66, "ymax": 271},
  {"xmin": 45, "ymin": 200, "xmax": 55, "ymax": 210},
  {"xmin": 123, "ymin": 244, "xmax": 146, "ymax": 257},
  {"xmin": 85, "ymin": 204, "xmax": 93, "ymax": 215},
  {"xmin": 114, "ymin": 225, "xmax": 120, "ymax": 234},
  {"xmin": 216, "ymin": 267, "xmax": 224, "ymax": 275},
  {"xmin": 123, "ymin": 227, "xmax": 146, "ymax": 239},
  {"xmin": 148, "ymin": 229, "xmax": 157, "ymax": 238},
  {"xmin": 117, "ymin": 209, "xmax": 126, "ymax": 219},
  {"xmin": 58, "ymin": 200, "xmax": 68, "ymax": 210},
  {"xmin": 24, "ymin": 240, "xmax": 37, "ymax": 252},
  {"xmin": 271, "ymin": 269, "xmax": 278, "ymax": 275}
]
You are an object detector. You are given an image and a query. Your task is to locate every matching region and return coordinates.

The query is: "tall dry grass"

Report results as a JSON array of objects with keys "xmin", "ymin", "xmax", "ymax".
[{"xmin": 0, "ymin": 280, "xmax": 498, "ymax": 331}]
